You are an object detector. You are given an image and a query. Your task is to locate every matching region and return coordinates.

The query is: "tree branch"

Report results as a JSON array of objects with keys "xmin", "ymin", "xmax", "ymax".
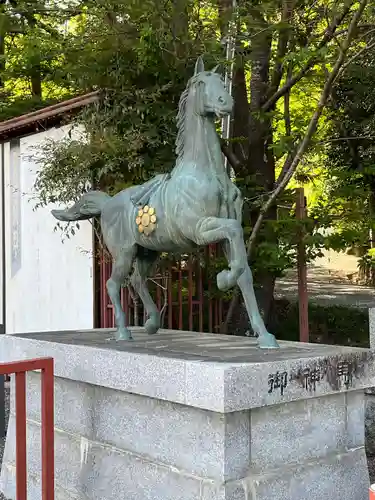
[
  {"xmin": 318, "ymin": 135, "xmax": 375, "ymax": 144},
  {"xmin": 275, "ymin": 63, "xmax": 294, "ymax": 186},
  {"xmin": 269, "ymin": 0, "xmax": 294, "ymax": 96},
  {"xmin": 220, "ymin": 139, "xmax": 242, "ymax": 170},
  {"xmin": 331, "ymin": 23, "xmax": 375, "ymax": 38},
  {"xmin": 336, "ymin": 39, "xmax": 375, "ymax": 79},
  {"xmin": 222, "ymin": 0, "xmax": 368, "ymax": 334},
  {"xmin": 14, "ymin": 7, "xmax": 61, "ymax": 38},
  {"xmin": 276, "ymin": 153, "xmax": 294, "ymax": 186},
  {"xmin": 262, "ymin": 1, "xmax": 354, "ymax": 112},
  {"xmin": 250, "ymin": 0, "xmax": 368, "ymax": 257},
  {"xmin": 35, "ymin": 19, "xmax": 61, "ymax": 37},
  {"xmin": 283, "ymin": 62, "xmax": 292, "ymax": 137},
  {"xmin": 11, "ymin": 8, "xmax": 84, "ymax": 16}
]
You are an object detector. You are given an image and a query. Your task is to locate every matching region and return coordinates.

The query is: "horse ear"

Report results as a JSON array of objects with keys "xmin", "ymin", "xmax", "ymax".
[
  {"xmin": 212, "ymin": 64, "xmax": 221, "ymax": 74},
  {"xmin": 194, "ymin": 56, "xmax": 205, "ymax": 75}
]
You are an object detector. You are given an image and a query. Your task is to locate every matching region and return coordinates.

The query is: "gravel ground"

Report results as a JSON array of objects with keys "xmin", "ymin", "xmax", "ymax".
[{"xmin": 275, "ymin": 265, "xmax": 375, "ymax": 309}]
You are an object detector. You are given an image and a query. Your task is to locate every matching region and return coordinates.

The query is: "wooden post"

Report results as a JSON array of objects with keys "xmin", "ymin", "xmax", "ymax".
[
  {"xmin": 41, "ymin": 358, "xmax": 55, "ymax": 500},
  {"xmin": 296, "ymin": 188, "xmax": 309, "ymax": 343},
  {"xmin": 1, "ymin": 358, "xmax": 55, "ymax": 500},
  {"xmin": 15, "ymin": 371, "xmax": 27, "ymax": 500}
]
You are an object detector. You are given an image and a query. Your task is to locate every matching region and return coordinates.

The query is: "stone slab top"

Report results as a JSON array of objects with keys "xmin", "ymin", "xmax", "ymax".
[{"xmin": 1, "ymin": 329, "xmax": 375, "ymax": 412}]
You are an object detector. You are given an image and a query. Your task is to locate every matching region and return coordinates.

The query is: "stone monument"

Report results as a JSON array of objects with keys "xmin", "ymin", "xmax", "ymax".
[
  {"xmin": 51, "ymin": 56, "xmax": 278, "ymax": 349},
  {"xmin": 0, "ymin": 329, "xmax": 374, "ymax": 500}
]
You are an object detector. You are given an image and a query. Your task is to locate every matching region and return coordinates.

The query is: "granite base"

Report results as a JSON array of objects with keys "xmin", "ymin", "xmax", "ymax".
[{"xmin": 0, "ymin": 328, "xmax": 374, "ymax": 500}]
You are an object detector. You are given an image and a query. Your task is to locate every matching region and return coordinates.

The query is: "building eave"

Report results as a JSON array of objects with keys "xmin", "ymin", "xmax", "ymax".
[{"xmin": 0, "ymin": 90, "xmax": 100, "ymax": 142}]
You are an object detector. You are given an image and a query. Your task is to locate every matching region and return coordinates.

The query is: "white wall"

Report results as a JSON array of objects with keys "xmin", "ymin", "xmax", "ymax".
[{"xmin": 3, "ymin": 125, "xmax": 94, "ymax": 334}]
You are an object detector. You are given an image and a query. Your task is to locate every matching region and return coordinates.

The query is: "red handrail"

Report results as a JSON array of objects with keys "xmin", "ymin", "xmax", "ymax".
[{"xmin": 0, "ymin": 357, "xmax": 54, "ymax": 500}]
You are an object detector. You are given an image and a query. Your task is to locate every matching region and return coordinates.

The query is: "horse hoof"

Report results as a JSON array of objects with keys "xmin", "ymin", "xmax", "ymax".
[
  {"xmin": 217, "ymin": 270, "xmax": 236, "ymax": 291},
  {"xmin": 258, "ymin": 332, "xmax": 280, "ymax": 349},
  {"xmin": 145, "ymin": 316, "xmax": 160, "ymax": 335},
  {"xmin": 116, "ymin": 327, "xmax": 133, "ymax": 341}
]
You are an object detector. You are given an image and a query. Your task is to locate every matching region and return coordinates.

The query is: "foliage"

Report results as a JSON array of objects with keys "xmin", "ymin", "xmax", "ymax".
[
  {"xmin": 0, "ymin": 0, "xmax": 373, "ymax": 324},
  {"xmin": 309, "ymin": 32, "xmax": 375, "ymax": 283},
  {"xmin": 30, "ymin": 0, "xmax": 221, "ymax": 202},
  {"xmin": 270, "ymin": 299, "xmax": 369, "ymax": 348},
  {"xmin": 0, "ymin": 1, "xmax": 84, "ymax": 110}
]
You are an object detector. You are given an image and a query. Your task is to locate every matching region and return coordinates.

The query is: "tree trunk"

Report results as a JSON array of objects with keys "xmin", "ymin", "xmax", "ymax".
[
  {"xmin": 244, "ymin": 9, "xmax": 277, "ymax": 327},
  {"xmin": 24, "ymin": 13, "xmax": 42, "ymax": 98},
  {"xmin": 0, "ymin": 2, "xmax": 6, "ymax": 89},
  {"xmin": 231, "ymin": 63, "xmax": 249, "ymax": 165},
  {"xmin": 216, "ymin": 1, "xmax": 278, "ymax": 332},
  {"xmin": 0, "ymin": 36, "xmax": 5, "ymax": 89},
  {"xmin": 171, "ymin": 0, "xmax": 189, "ymax": 59},
  {"xmin": 31, "ymin": 69, "xmax": 42, "ymax": 97}
]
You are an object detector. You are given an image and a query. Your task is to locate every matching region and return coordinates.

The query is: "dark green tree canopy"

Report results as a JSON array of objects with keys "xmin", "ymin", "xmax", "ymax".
[{"xmin": 0, "ymin": 0, "xmax": 373, "ymax": 324}]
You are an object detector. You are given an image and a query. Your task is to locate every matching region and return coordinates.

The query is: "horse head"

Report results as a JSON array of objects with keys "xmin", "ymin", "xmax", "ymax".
[{"xmin": 191, "ymin": 56, "xmax": 233, "ymax": 119}]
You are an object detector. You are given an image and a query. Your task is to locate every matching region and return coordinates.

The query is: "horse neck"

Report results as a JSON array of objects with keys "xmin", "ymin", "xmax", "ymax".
[{"xmin": 174, "ymin": 95, "xmax": 226, "ymax": 178}]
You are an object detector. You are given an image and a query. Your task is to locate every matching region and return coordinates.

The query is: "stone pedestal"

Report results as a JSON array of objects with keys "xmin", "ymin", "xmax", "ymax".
[{"xmin": 0, "ymin": 329, "xmax": 374, "ymax": 500}]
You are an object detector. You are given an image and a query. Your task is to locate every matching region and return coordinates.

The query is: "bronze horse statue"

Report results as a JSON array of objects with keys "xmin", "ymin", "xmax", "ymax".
[{"xmin": 52, "ymin": 57, "xmax": 279, "ymax": 348}]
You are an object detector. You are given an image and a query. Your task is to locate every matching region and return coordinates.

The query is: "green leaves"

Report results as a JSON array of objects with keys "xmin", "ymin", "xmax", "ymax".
[
  {"xmin": 312, "ymin": 29, "xmax": 375, "ymax": 275},
  {"xmin": 0, "ymin": 0, "xmax": 371, "ymax": 298}
]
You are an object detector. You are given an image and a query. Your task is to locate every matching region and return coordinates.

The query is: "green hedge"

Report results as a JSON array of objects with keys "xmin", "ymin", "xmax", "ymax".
[{"xmin": 270, "ymin": 299, "xmax": 369, "ymax": 348}]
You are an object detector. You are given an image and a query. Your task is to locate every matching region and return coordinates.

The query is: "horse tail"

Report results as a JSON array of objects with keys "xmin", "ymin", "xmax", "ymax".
[{"xmin": 51, "ymin": 191, "xmax": 110, "ymax": 222}]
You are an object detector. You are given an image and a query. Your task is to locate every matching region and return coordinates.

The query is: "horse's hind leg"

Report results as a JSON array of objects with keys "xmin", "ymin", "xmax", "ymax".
[
  {"xmin": 106, "ymin": 246, "xmax": 136, "ymax": 341},
  {"xmin": 131, "ymin": 250, "xmax": 161, "ymax": 335}
]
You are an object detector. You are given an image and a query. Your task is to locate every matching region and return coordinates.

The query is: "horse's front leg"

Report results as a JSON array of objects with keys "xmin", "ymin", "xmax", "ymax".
[
  {"xmin": 232, "ymin": 186, "xmax": 243, "ymax": 226},
  {"xmin": 193, "ymin": 217, "xmax": 247, "ymax": 290},
  {"xmin": 224, "ymin": 191, "xmax": 278, "ymax": 347},
  {"xmin": 192, "ymin": 217, "xmax": 279, "ymax": 349},
  {"xmin": 222, "ymin": 242, "xmax": 279, "ymax": 348}
]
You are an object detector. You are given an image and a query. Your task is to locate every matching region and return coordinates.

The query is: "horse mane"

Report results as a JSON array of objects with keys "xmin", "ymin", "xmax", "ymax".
[{"xmin": 175, "ymin": 76, "xmax": 196, "ymax": 159}]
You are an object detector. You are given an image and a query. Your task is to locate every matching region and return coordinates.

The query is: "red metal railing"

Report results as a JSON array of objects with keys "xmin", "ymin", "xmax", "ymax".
[
  {"xmin": 0, "ymin": 357, "xmax": 54, "ymax": 500},
  {"xmin": 99, "ymin": 245, "xmax": 225, "ymax": 333}
]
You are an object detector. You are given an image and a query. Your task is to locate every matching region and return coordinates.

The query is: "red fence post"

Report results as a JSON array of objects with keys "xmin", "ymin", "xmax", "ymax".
[
  {"xmin": 296, "ymin": 188, "xmax": 309, "ymax": 343},
  {"xmin": 15, "ymin": 372, "xmax": 27, "ymax": 500},
  {"xmin": 0, "ymin": 357, "xmax": 54, "ymax": 500},
  {"xmin": 41, "ymin": 358, "xmax": 54, "ymax": 500}
]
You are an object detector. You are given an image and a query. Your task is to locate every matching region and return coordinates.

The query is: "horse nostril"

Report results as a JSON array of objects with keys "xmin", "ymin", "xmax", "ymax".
[{"xmin": 218, "ymin": 96, "xmax": 225, "ymax": 104}]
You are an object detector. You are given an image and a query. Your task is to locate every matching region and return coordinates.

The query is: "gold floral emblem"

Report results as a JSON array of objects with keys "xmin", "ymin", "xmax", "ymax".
[{"xmin": 136, "ymin": 206, "xmax": 157, "ymax": 236}]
